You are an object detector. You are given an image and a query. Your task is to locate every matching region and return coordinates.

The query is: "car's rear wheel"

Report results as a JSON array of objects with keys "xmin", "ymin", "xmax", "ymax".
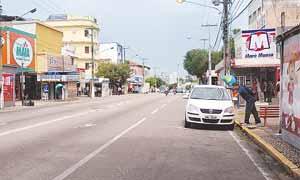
[
  {"xmin": 184, "ymin": 117, "xmax": 192, "ymax": 128},
  {"xmin": 228, "ymin": 123, "xmax": 235, "ymax": 131}
]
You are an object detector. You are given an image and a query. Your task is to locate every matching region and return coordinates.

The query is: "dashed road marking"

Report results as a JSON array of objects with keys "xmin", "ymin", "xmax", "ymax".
[
  {"xmin": 160, "ymin": 104, "xmax": 167, "ymax": 109},
  {"xmin": 229, "ymin": 131, "xmax": 272, "ymax": 180},
  {"xmin": 151, "ymin": 108, "xmax": 159, "ymax": 115},
  {"xmin": 52, "ymin": 117, "xmax": 148, "ymax": 180}
]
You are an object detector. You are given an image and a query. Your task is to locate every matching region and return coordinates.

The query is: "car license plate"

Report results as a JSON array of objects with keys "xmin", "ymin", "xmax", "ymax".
[{"xmin": 205, "ymin": 115, "xmax": 218, "ymax": 119}]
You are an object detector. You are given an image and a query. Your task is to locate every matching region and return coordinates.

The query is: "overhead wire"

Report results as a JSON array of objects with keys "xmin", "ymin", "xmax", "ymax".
[
  {"xmin": 231, "ymin": 0, "xmax": 245, "ymax": 19},
  {"xmin": 230, "ymin": 0, "xmax": 254, "ymax": 24}
]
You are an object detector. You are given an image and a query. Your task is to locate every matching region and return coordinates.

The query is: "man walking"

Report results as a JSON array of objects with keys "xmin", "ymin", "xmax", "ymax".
[{"xmin": 235, "ymin": 84, "xmax": 261, "ymax": 125}]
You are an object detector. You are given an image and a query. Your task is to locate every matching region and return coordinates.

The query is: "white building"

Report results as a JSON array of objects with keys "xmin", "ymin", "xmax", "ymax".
[{"xmin": 100, "ymin": 42, "xmax": 124, "ymax": 64}]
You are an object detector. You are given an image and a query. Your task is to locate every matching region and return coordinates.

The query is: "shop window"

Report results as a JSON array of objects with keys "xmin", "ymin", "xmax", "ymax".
[{"xmin": 85, "ymin": 46, "xmax": 90, "ymax": 54}]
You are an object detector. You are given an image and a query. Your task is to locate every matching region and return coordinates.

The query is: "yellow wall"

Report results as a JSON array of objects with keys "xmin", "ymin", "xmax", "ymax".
[
  {"xmin": 35, "ymin": 23, "xmax": 63, "ymax": 73},
  {"xmin": 36, "ymin": 24, "xmax": 63, "ymax": 55}
]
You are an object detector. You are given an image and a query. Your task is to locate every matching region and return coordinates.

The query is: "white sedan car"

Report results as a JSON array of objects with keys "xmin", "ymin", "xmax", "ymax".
[{"xmin": 185, "ymin": 85, "xmax": 235, "ymax": 130}]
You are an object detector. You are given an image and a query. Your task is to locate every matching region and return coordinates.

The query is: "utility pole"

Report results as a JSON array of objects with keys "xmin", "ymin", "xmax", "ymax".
[
  {"xmin": 90, "ymin": 28, "xmax": 95, "ymax": 98},
  {"xmin": 223, "ymin": 0, "xmax": 230, "ymax": 75},
  {"xmin": 202, "ymin": 24, "xmax": 218, "ymax": 85}
]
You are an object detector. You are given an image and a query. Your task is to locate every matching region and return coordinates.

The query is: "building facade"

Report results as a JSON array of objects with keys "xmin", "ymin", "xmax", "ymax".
[
  {"xmin": 0, "ymin": 26, "xmax": 36, "ymax": 107},
  {"xmin": 5, "ymin": 21, "xmax": 79, "ymax": 101},
  {"xmin": 44, "ymin": 15, "xmax": 101, "ymax": 71},
  {"xmin": 100, "ymin": 42, "xmax": 124, "ymax": 64},
  {"xmin": 248, "ymin": 0, "xmax": 300, "ymax": 30},
  {"xmin": 127, "ymin": 61, "xmax": 150, "ymax": 93},
  {"xmin": 44, "ymin": 15, "xmax": 101, "ymax": 95}
]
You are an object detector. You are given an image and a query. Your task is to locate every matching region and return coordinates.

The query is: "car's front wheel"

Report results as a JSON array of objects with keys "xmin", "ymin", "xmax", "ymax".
[{"xmin": 184, "ymin": 117, "xmax": 192, "ymax": 128}]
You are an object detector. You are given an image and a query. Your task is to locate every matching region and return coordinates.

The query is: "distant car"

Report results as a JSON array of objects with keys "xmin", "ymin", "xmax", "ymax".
[{"xmin": 185, "ymin": 85, "xmax": 235, "ymax": 130}]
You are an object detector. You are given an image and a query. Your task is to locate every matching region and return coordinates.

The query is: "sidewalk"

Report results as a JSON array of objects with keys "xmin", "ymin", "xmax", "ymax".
[
  {"xmin": 0, "ymin": 96, "xmax": 91, "ymax": 113},
  {"xmin": 235, "ymin": 108, "xmax": 300, "ymax": 178}
]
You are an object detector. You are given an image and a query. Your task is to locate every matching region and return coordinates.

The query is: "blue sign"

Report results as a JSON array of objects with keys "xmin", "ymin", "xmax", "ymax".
[{"xmin": 43, "ymin": 84, "xmax": 49, "ymax": 93}]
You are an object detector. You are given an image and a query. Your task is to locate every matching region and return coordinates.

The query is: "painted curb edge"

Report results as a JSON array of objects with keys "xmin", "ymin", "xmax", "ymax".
[{"xmin": 235, "ymin": 121, "xmax": 300, "ymax": 179}]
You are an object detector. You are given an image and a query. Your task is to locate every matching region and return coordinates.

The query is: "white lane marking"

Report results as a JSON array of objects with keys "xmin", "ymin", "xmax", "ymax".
[
  {"xmin": 160, "ymin": 104, "xmax": 167, "ymax": 109},
  {"xmin": 52, "ymin": 117, "xmax": 148, "ymax": 180},
  {"xmin": 229, "ymin": 131, "xmax": 272, "ymax": 180},
  {"xmin": 0, "ymin": 110, "xmax": 97, "ymax": 138},
  {"xmin": 151, "ymin": 108, "xmax": 159, "ymax": 115}
]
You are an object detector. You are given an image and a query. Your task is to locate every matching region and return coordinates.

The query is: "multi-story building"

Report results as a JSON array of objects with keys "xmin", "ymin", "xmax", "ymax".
[
  {"xmin": 44, "ymin": 15, "xmax": 101, "ymax": 81},
  {"xmin": 127, "ymin": 61, "xmax": 150, "ymax": 93},
  {"xmin": 248, "ymin": 0, "xmax": 300, "ymax": 30},
  {"xmin": 100, "ymin": 42, "xmax": 124, "ymax": 64},
  {"xmin": 5, "ymin": 21, "xmax": 79, "ymax": 101}
]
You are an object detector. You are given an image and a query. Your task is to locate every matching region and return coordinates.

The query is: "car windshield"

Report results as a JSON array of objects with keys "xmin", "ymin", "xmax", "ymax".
[{"xmin": 190, "ymin": 87, "xmax": 231, "ymax": 101}]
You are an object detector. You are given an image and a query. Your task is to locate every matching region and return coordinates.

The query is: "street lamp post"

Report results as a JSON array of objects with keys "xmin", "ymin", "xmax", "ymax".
[
  {"xmin": 86, "ymin": 28, "xmax": 96, "ymax": 98},
  {"xmin": 14, "ymin": 8, "xmax": 37, "ymax": 21},
  {"xmin": 176, "ymin": 0, "xmax": 222, "ymax": 14}
]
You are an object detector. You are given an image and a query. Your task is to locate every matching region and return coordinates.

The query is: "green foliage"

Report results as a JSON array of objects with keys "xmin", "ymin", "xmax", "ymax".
[
  {"xmin": 96, "ymin": 62, "xmax": 131, "ymax": 85},
  {"xmin": 145, "ymin": 77, "xmax": 165, "ymax": 88},
  {"xmin": 183, "ymin": 49, "xmax": 223, "ymax": 82}
]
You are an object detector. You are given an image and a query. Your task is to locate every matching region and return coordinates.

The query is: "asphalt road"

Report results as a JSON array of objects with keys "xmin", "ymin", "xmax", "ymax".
[{"xmin": 0, "ymin": 94, "xmax": 294, "ymax": 180}]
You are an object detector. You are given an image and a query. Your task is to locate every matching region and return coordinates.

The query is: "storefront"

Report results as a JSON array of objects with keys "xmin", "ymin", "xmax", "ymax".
[
  {"xmin": 220, "ymin": 28, "xmax": 280, "ymax": 103},
  {"xmin": 0, "ymin": 26, "xmax": 36, "ymax": 106},
  {"xmin": 36, "ymin": 54, "xmax": 79, "ymax": 100},
  {"xmin": 277, "ymin": 25, "xmax": 300, "ymax": 149}
]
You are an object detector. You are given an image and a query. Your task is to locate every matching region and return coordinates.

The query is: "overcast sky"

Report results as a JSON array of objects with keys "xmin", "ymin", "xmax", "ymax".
[{"xmin": 2, "ymin": 0, "xmax": 248, "ymax": 76}]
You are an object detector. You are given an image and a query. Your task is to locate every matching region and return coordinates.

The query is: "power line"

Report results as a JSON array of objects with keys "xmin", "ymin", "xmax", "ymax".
[
  {"xmin": 230, "ymin": 0, "xmax": 254, "ymax": 24},
  {"xmin": 32, "ymin": 0, "xmax": 55, "ymax": 15},
  {"xmin": 231, "ymin": 0, "xmax": 245, "ymax": 18},
  {"xmin": 213, "ymin": 19, "xmax": 222, "ymax": 50},
  {"xmin": 44, "ymin": 0, "xmax": 65, "ymax": 13}
]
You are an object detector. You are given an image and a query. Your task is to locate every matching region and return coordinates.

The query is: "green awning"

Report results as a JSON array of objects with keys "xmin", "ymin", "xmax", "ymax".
[{"xmin": 16, "ymin": 67, "xmax": 35, "ymax": 73}]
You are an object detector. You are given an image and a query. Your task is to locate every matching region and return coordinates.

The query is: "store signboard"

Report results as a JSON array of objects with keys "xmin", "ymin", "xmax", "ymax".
[
  {"xmin": 241, "ymin": 28, "xmax": 276, "ymax": 59},
  {"xmin": 10, "ymin": 31, "xmax": 35, "ymax": 69},
  {"xmin": 47, "ymin": 55, "xmax": 75, "ymax": 72},
  {"xmin": 281, "ymin": 33, "xmax": 300, "ymax": 147}
]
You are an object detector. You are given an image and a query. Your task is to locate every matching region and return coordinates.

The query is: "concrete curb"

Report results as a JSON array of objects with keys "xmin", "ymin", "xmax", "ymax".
[{"xmin": 235, "ymin": 121, "xmax": 300, "ymax": 179}]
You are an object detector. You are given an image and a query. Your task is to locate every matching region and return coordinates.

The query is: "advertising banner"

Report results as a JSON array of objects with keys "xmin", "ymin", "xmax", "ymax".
[
  {"xmin": 47, "ymin": 55, "xmax": 63, "ymax": 72},
  {"xmin": 3, "ymin": 73, "xmax": 15, "ymax": 106},
  {"xmin": 241, "ymin": 28, "xmax": 276, "ymax": 59},
  {"xmin": 47, "ymin": 55, "xmax": 75, "ymax": 72},
  {"xmin": 281, "ymin": 33, "xmax": 300, "ymax": 139},
  {"xmin": 10, "ymin": 31, "xmax": 35, "ymax": 70}
]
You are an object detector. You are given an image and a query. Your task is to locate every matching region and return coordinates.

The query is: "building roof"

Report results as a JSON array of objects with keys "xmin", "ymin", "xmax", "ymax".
[
  {"xmin": 128, "ymin": 61, "xmax": 151, "ymax": 70},
  {"xmin": 0, "ymin": 26, "xmax": 36, "ymax": 38}
]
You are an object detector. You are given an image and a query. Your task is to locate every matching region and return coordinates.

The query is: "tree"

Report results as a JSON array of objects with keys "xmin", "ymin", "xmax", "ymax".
[
  {"xmin": 183, "ymin": 49, "xmax": 222, "ymax": 83},
  {"xmin": 145, "ymin": 77, "xmax": 165, "ymax": 88},
  {"xmin": 96, "ymin": 62, "xmax": 131, "ymax": 86}
]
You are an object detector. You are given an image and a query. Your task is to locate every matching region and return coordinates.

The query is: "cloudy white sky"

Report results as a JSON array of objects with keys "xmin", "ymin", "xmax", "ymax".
[{"xmin": 2, "ymin": 0, "xmax": 248, "ymax": 76}]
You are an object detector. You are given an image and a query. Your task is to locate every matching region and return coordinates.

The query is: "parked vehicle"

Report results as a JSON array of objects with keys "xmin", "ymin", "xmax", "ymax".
[{"xmin": 185, "ymin": 85, "xmax": 235, "ymax": 130}]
